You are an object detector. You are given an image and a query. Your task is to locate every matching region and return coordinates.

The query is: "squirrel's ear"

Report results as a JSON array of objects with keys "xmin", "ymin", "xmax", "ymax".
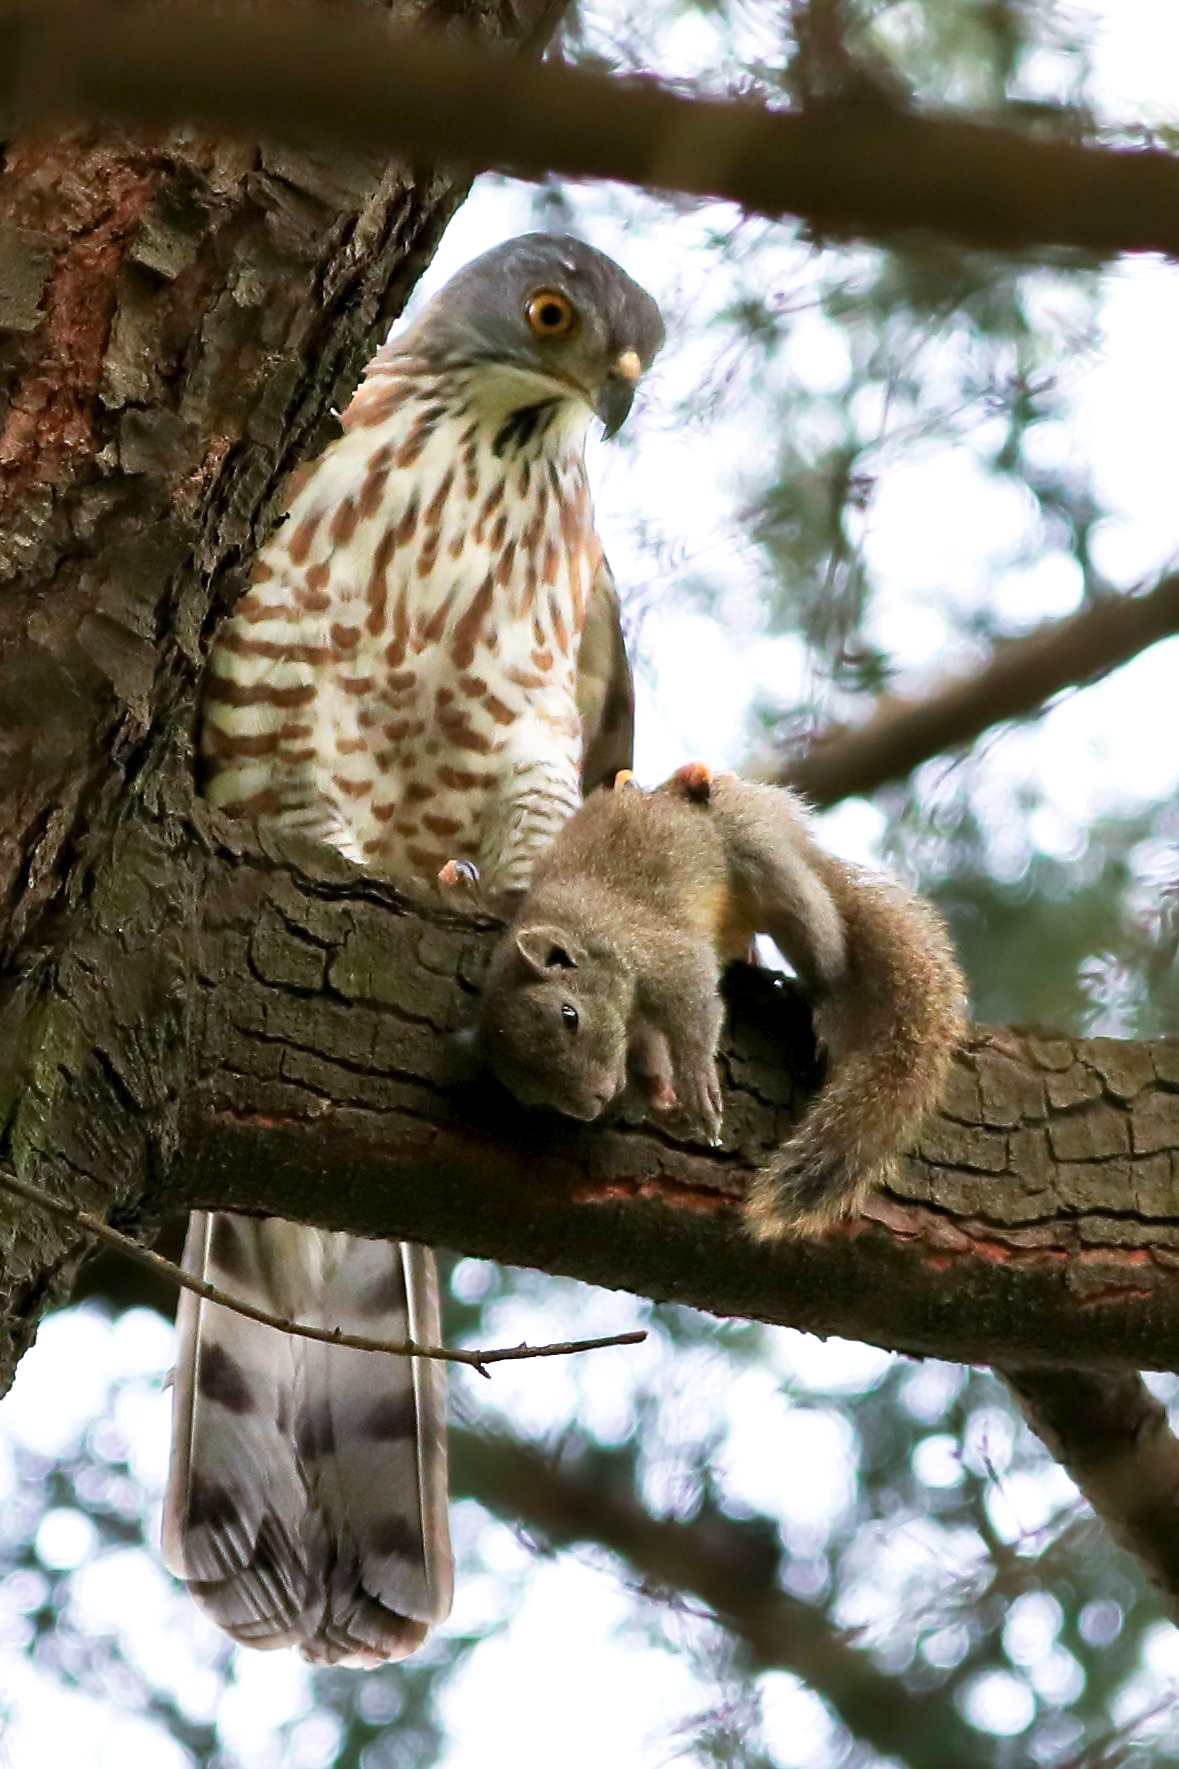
[{"xmin": 513, "ymin": 925, "xmax": 588, "ymax": 976}]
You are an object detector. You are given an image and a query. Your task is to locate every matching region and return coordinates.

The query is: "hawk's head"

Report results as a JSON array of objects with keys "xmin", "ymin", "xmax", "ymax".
[{"xmin": 407, "ymin": 234, "xmax": 665, "ymax": 437}]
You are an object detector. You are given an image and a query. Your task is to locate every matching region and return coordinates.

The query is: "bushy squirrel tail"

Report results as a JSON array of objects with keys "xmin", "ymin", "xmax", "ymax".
[{"xmin": 744, "ymin": 867, "xmax": 966, "ymax": 1241}]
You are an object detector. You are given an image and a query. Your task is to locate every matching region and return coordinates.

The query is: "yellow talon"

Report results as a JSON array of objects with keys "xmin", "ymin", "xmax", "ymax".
[{"xmin": 438, "ymin": 859, "xmax": 480, "ymax": 890}]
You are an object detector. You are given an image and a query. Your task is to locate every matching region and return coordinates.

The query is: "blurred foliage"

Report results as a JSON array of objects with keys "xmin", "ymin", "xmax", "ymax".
[
  {"xmin": 552, "ymin": 0, "xmax": 1176, "ymax": 1042},
  {"xmin": 902, "ymin": 796, "xmax": 1179, "ymax": 1035},
  {"xmin": 739, "ymin": 245, "xmax": 1105, "ymax": 667},
  {"xmin": 8, "ymin": 1301, "xmax": 1179, "ymax": 1766}
]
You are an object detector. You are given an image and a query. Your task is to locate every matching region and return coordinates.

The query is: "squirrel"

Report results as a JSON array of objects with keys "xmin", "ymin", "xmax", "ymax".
[{"xmin": 470, "ymin": 764, "xmax": 967, "ymax": 1239}]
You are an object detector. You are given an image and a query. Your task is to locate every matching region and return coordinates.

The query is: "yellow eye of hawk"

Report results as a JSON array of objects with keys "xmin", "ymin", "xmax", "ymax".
[{"xmin": 525, "ymin": 290, "xmax": 579, "ymax": 338}]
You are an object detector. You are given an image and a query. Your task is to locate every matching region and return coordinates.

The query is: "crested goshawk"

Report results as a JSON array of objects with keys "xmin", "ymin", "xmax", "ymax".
[{"xmin": 163, "ymin": 234, "xmax": 664, "ymax": 1664}]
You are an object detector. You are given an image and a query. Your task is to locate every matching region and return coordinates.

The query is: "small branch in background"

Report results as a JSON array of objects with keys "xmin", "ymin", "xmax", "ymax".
[
  {"xmin": 790, "ymin": 0, "xmax": 862, "ymax": 99},
  {"xmin": 1003, "ymin": 1364, "xmax": 1179, "ymax": 1618},
  {"xmin": 774, "ymin": 573, "xmax": 1179, "ymax": 806},
  {"xmin": 0, "ymin": 1168, "xmax": 644, "ymax": 1373},
  {"xmin": 453, "ymin": 1422, "xmax": 983, "ymax": 1769},
  {"xmin": 788, "ymin": 0, "xmax": 907, "ymax": 110},
  {"xmin": 7, "ymin": 2, "xmax": 1179, "ymax": 259}
]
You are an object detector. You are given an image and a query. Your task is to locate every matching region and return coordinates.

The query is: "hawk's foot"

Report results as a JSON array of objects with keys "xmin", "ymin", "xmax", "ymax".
[{"xmin": 438, "ymin": 859, "xmax": 481, "ymax": 893}]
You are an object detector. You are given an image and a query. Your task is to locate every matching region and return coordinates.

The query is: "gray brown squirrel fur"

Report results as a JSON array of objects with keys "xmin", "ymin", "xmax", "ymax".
[{"xmin": 472, "ymin": 764, "xmax": 967, "ymax": 1239}]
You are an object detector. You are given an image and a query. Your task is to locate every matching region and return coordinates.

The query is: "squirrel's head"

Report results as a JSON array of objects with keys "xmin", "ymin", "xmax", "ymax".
[{"xmin": 478, "ymin": 924, "xmax": 631, "ymax": 1122}]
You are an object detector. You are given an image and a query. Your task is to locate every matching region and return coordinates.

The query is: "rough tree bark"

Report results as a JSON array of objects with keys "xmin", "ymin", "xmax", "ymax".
[
  {"xmin": 0, "ymin": 0, "xmax": 564, "ymax": 1386},
  {"xmin": 2, "ymin": 0, "xmax": 1178, "ymax": 1635}
]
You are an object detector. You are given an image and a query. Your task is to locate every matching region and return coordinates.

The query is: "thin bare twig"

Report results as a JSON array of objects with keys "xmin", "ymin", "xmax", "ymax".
[
  {"xmin": 6, "ymin": 2, "xmax": 1179, "ymax": 261},
  {"xmin": 0, "ymin": 1168, "xmax": 645, "ymax": 1375}
]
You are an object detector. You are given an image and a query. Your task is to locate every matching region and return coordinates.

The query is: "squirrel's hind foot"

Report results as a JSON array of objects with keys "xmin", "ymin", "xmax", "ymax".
[
  {"xmin": 665, "ymin": 763, "xmax": 738, "ymax": 805},
  {"xmin": 669, "ymin": 762, "xmax": 715, "ymax": 803}
]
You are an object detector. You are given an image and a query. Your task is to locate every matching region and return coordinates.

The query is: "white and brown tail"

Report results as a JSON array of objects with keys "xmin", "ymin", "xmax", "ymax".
[
  {"xmin": 747, "ymin": 860, "xmax": 967, "ymax": 1241},
  {"xmin": 162, "ymin": 1214, "xmax": 452, "ymax": 1665}
]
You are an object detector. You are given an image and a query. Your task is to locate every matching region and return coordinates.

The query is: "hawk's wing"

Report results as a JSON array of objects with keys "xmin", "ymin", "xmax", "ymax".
[{"xmin": 577, "ymin": 559, "xmax": 635, "ymax": 796}]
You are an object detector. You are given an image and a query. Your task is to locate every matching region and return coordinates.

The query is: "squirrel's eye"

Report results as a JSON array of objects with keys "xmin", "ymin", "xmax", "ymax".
[
  {"xmin": 560, "ymin": 1003, "xmax": 579, "ymax": 1032},
  {"xmin": 525, "ymin": 290, "xmax": 578, "ymax": 338}
]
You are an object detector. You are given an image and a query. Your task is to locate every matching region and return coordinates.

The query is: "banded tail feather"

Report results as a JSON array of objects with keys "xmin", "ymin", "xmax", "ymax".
[{"xmin": 163, "ymin": 1214, "xmax": 452, "ymax": 1666}]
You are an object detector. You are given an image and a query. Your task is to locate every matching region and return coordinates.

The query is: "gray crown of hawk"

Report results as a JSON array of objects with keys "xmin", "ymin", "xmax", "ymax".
[{"xmin": 407, "ymin": 232, "xmax": 665, "ymax": 435}]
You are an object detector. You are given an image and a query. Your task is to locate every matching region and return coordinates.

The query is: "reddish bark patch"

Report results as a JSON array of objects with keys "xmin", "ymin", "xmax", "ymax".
[
  {"xmin": 571, "ymin": 1176, "xmax": 735, "ymax": 1215},
  {"xmin": 0, "ymin": 146, "xmax": 156, "ymax": 504}
]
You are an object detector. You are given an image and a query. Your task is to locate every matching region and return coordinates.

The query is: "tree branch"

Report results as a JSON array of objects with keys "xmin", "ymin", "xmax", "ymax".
[
  {"xmin": 1003, "ymin": 1366, "xmax": 1179, "ymax": 1613},
  {"xmin": 775, "ymin": 573, "xmax": 1179, "ymax": 805},
  {"xmin": 111, "ymin": 825, "xmax": 1177, "ymax": 1378},
  {"xmin": 461, "ymin": 1415, "xmax": 1170, "ymax": 1758},
  {"xmin": 7, "ymin": 2, "xmax": 1179, "ymax": 261}
]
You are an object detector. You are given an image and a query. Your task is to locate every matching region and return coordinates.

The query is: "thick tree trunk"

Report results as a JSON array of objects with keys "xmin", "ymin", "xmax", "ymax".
[{"xmin": 0, "ymin": 0, "xmax": 562, "ymax": 1387}]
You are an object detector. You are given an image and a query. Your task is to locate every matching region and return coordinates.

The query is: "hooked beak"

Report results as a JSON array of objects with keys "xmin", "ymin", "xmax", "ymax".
[{"xmin": 595, "ymin": 348, "xmax": 644, "ymax": 439}]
